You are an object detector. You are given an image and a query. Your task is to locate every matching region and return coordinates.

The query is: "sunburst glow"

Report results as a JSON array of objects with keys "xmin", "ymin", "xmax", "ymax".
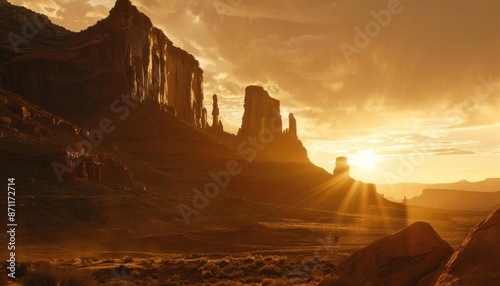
[{"xmin": 351, "ymin": 150, "xmax": 379, "ymax": 169}]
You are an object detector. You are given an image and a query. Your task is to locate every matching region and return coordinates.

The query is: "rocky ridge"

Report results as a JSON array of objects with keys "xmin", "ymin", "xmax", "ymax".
[{"xmin": 0, "ymin": 0, "xmax": 204, "ymax": 126}]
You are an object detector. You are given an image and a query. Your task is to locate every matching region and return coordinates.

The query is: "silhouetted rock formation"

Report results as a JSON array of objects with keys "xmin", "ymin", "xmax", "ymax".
[
  {"xmin": 231, "ymin": 85, "xmax": 311, "ymax": 162},
  {"xmin": 333, "ymin": 156, "xmax": 350, "ymax": 179},
  {"xmin": 288, "ymin": 113, "xmax": 297, "ymax": 138},
  {"xmin": 201, "ymin": 107, "xmax": 207, "ymax": 129},
  {"xmin": 211, "ymin": 94, "xmax": 221, "ymax": 131},
  {"xmin": 314, "ymin": 157, "xmax": 388, "ymax": 213},
  {"xmin": 219, "ymin": 120, "xmax": 224, "ymax": 132},
  {"xmin": 434, "ymin": 208, "xmax": 500, "ymax": 286},
  {"xmin": 0, "ymin": 0, "xmax": 204, "ymax": 126},
  {"xmin": 238, "ymin": 86, "xmax": 282, "ymax": 137},
  {"xmin": 318, "ymin": 222, "xmax": 454, "ymax": 286}
]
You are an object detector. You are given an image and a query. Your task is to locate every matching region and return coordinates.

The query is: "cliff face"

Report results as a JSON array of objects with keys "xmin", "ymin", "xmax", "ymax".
[
  {"xmin": 238, "ymin": 85, "xmax": 282, "ymax": 137},
  {"xmin": 234, "ymin": 85, "xmax": 312, "ymax": 162},
  {"xmin": 0, "ymin": 0, "xmax": 204, "ymax": 126}
]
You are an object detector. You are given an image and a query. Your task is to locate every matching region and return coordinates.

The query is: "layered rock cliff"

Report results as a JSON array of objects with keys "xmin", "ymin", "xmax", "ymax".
[
  {"xmin": 238, "ymin": 85, "xmax": 282, "ymax": 137},
  {"xmin": 0, "ymin": 0, "xmax": 204, "ymax": 126},
  {"xmin": 234, "ymin": 85, "xmax": 310, "ymax": 162},
  {"xmin": 288, "ymin": 112, "xmax": 297, "ymax": 138}
]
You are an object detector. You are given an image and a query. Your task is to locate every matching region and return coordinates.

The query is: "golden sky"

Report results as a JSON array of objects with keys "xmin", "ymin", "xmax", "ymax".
[{"xmin": 10, "ymin": 0, "xmax": 500, "ymax": 183}]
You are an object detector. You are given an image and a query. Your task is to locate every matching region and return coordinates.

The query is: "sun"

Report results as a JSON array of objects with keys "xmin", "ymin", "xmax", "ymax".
[{"xmin": 351, "ymin": 150, "xmax": 379, "ymax": 169}]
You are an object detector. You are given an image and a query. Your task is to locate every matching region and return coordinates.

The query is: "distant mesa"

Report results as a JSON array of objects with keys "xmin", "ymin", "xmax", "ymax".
[
  {"xmin": 333, "ymin": 156, "xmax": 350, "ymax": 179},
  {"xmin": 407, "ymin": 188, "xmax": 500, "ymax": 211},
  {"xmin": 324, "ymin": 156, "xmax": 387, "ymax": 212}
]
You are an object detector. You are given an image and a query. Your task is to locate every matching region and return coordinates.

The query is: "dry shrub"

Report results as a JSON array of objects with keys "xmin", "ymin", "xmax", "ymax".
[
  {"xmin": 23, "ymin": 264, "xmax": 98, "ymax": 286},
  {"xmin": 60, "ymin": 270, "xmax": 98, "ymax": 286},
  {"xmin": 121, "ymin": 256, "xmax": 134, "ymax": 263},
  {"xmin": 23, "ymin": 264, "xmax": 58, "ymax": 286},
  {"xmin": 243, "ymin": 256, "xmax": 255, "ymax": 264},
  {"xmin": 253, "ymin": 259, "xmax": 266, "ymax": 268},
  {"xmin": 258, "ymin": 265, "xmax": 281, "ymax": 276},
  {"xmin": 261, "ymin": 278, "xmax": 288, "ymax": 286},
  {"xmin": 201, "ymin": 262, "xmax": 218, "ymax": 272},
  {"xmin": 217, "ymin": 258, "xmax": 230, "ymax": 268},
  {"xmin": 212, "ymin": 281, "xmax": 242, "ymax": 286}
]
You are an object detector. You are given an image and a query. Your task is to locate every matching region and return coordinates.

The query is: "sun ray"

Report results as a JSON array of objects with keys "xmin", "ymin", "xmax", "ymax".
[{"xmin": 351, "ymin": 150, "xmax": 380, "ymax": 170}]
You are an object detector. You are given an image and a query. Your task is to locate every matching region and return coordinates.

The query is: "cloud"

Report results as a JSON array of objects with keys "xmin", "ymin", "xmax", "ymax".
[
  {"xmin": 429, "ymin": 149, "xmax": 476, "ymax": 156},
  {"xmin": 14, "ymin": 0, "xmax": 65, "ymax": 19}
]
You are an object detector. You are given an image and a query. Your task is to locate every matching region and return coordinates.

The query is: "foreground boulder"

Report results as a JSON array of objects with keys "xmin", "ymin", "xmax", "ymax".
[
  {"xmin": 319, "ymin": 222, "xmax": 453, "ymax": 286},
  {"xmin": 434, "ymin": 208, "xmax": 500, "ymax": 286}
]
